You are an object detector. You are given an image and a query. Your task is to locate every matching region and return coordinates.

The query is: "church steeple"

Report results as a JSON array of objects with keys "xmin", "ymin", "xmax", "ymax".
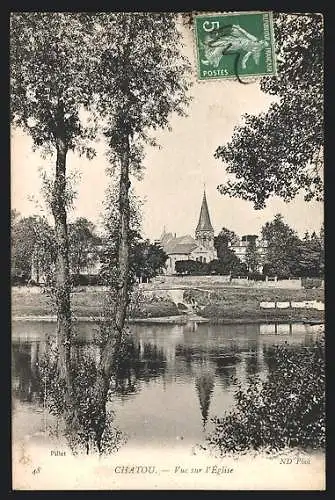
[{"xmin": 195, "ymin": 190, "xmax": 214, "ymax": 248}]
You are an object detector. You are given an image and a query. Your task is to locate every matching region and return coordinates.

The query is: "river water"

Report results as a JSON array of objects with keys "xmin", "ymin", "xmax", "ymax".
[{"xmin": 12, "ymin": 320, "xmax": 321, "ymax": 451}]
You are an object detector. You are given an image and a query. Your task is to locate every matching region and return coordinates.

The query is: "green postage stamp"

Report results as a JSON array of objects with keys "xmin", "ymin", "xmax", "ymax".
[{"xmin": 194, "ymin": 11, "xmax": 277, "ymax": 81}]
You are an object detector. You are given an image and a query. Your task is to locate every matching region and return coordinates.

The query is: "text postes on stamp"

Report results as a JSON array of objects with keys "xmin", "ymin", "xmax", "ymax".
[{"xmin": 194, "ymin": 11, "xmax": 277, "ymax": 81}]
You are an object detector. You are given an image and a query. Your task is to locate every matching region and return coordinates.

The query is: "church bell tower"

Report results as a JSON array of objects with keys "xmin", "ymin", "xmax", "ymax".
[{"xmin": 195, "ymin": 190, "xmax": 214, "ymax": 249}]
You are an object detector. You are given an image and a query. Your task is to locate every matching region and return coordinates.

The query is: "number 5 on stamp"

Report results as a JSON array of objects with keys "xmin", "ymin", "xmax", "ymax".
[{"xmin": 194, "ymin": 11, "xmax": 277, "ymax": 81}]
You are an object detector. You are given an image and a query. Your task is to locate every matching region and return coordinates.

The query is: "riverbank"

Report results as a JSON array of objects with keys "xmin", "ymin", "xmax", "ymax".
[
  {"xmin": 11, "ymin": 288, "xmax": 180, "ymax": 319},
  {"xmin": 12, "ymin": 315, "xmax": 324, "ymax": 326},
  {"xmin": 11, "ymin": 286, "xmax": 324, "ymax": 324},
  {"xmin": 186, "ymin": 287, "xmax": 324, "ymax": 324}
]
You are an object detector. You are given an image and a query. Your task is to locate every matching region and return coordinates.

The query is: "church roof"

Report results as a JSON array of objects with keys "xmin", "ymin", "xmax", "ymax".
[
  {"xmin": 196, "ymin": 191, "xmax": 214, "ymax": 233},
  {"xmin": 162, "ymin": 235, "xmax": 198, "ymax": 255},
  {"xmin": 168, "ymin": 243, "xmax": 198, "ymax": 255}
]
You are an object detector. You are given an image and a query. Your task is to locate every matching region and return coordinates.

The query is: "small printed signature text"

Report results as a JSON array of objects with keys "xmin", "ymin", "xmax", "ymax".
[
  {"xmin": 279, "ymin": 456, "xmax": 311, "ymax": 465},
  {"xmin": 50, "ymin": 450, "xmax": 66, "ymax": 457}
]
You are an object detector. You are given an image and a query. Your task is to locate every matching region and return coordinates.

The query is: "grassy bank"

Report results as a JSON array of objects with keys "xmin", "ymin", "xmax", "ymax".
[
  {"xmin": 200, "ymin": 306, "xmax": 323, "ymax": 323},
  {"xmin": 186, "ymin": 287, "xmax": 324, "ymax": 323},
  {"xmin": 11, "ymin": 287, "xmax": 181, "ymax": 319},
  {"xmin": 11, "ymin": 286, "xmax": 324, "ymax": 323}
]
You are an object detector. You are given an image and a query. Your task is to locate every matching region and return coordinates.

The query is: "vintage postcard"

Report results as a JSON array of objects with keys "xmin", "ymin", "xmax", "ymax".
[{"xmin": 11, "ymin": 11, "xmax": 325, "ymax": 490}]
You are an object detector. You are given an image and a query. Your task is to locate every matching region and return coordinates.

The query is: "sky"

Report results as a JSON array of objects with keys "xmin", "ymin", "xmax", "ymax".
[{"xmin": 11, "ymin": 23, "xmax": 323, "ymax": 241}]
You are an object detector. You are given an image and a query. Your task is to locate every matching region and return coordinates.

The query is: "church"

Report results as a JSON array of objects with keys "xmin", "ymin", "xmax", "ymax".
[{"xmin": 157, "ymin": 190, "xmax": 217, "ymax": 274}]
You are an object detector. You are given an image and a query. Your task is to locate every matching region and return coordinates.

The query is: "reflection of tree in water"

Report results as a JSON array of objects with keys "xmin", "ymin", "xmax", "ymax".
[
  {"xmin": 175, "ymin": 344, "xmax": 206, "ymax": 363},
  {"xmin": 175, "ymin": 344, "xmax": 239, "ymax": 363},
  {"xmin": 175, "ymin": 343, "xmax": 240, "ymax": 391},
  {"xmin": 12, "ymin": 335, "xmax": 166, "ymax": 455},
  {"xmin": 12, "ymin": 342, "xmax": 42, "ymax": 402},
  {"xmin": 24, "ymin": 337, "xmax": 125, "ymax": 456},
  {"xmin": 245, "ymin": 350, "xmax": 258, "ymax": 377},
  {"xmin": 195, "ymin": 373, "xmax": 215, "ymax": 429},
  {"xmin": 214, "ymin": 360, "xmax": 237, "ymax": 389},
  {"xmin": 111, "ymin": 341, "xmax": 166, "ymax": 396}
]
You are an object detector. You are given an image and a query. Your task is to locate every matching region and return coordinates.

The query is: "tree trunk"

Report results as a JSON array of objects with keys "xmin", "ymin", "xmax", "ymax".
[
  {"xmin": 52, "ymin": 138, "xmax": 72, "ymax": 392},
  {"xmin": 115, "ymin": 135, "xmax": 131, "ymax": 334},
  {"xmin": 91, "ymin": 135, "xmax": 131, "ymax": 453},
  {"xmin": 97, "ymin": 135, "xmax": 131, "ymax": 378}
]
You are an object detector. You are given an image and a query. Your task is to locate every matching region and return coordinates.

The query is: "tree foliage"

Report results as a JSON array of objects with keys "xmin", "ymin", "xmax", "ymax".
[
  {"xmin": 245, "ymin": 239, "xmax": 261, "ymax": 273},
  {"xmin": 214, "ymin": 227, "xmax": 239, "ymax": 259},
  {"xmin": 175, "ymin": 259, "xmax": 207, "ymax": 275},
  {"xmin": 174, "ymin": 256, "xmax": 247, "ymax": 276},
  {"xmin": 68, "ymin": 217, "xmax": 100, "ymax": 276},
  {"xmin": 11, "ymin": 214, "xmax": 56, "ymax": 282},
  {"xmin": 261, "ymin": 214, "xmax": 301, "ymax": 277},
  {"xmin": 293, "ymin": 230, "xmax": 324, "ymax": 277},
  {"xmin": 261, "ymin": 214, "xmax": 324, "ymax": 278},
  {"xmin": 216, "ymin": 13, "xmax": 323, "ymax": 209},
  {"xmin": 10, "ymin": 13, "xmax": 98, "ymax": 158},
  {"xmin": 101, "ymin": 228, "xmax": 167, "ymax": 284},
  {"xmin": 213, "ymin": 227, "xmax": 247, "ymax": 275},
  {"xmin": 132, "ymin": 241, "xmax": 168, "ymax": 281},
  {"xmin": 207, "ymin": 337, "xmax": 325, "ymax": 454},
  {"xmin": 95, "ymin": 12, "xmax": 191, "ymax": 171}
]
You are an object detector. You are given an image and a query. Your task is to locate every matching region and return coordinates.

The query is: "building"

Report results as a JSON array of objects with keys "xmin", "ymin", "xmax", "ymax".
[
  {"xmin": 230, "ymin": 235, "xmax": 268, "ymax": 273},
  {"xmin": 158, "ymin": 190, "xmax": 217, "ymax": 274}
]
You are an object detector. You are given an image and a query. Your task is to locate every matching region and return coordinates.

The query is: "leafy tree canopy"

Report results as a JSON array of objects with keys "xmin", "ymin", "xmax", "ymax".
[
  {"xmin": 68, "ymin": 217, "xmax": 100, "ymax": 276},
  {"xmin": 10, "ymin": 12, "xmax": 98, "ymax": 159},
  {"xmin": 261, "ymin": 214, "xmax": 300, "ymax": 277},
  {"xmin": 95, "ymin": 13, "xmax": 191, "ymax": 174},
  {"xmin": 261, "ymin": 213, "xmax": 323, "ymax": 278},
  {"xmin": 214, "ymin": 227, "xmax": 239, "ymax": 255},
  {"xmin": 245, "ymin": 239, "xmax": 261, "ymax": 274},
  {"xmin": 132, "ymin": 241, "xmax": 168, "ymax": 280},
  {"xmin": 11, "ymin": 214, "xmax": 56, "ymax": 279}
]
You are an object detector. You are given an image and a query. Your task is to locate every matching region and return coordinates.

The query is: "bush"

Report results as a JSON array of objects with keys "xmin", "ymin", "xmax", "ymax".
[
  {"xmin": 129, "ymin": 300, "xmax": 180, "ymax": 319},
  {"xmin": 87, "ymin": 274, "xmax": 101, "ymax": 286},
  {"xmin": 175, "ymin": 259, "xmax": 209, "ymax": 275},
  {"xmin": 11, "ymin": 272, "xmax": 29, "ymax": 286},
  {"xmin": 207, "ymin": 337, "xmax": 325, "ymax": 454},
  {"xmin": 302, "ymin": 277, "xmax": 323, "ymax": 289},
  {"xmin": 71, "ymin": 274, "xmax": 89, "ymax": 286},
  {"xmin": 71, "ymin": 274, "xmax": 102, "ymax": 286},
  {"xmin": 177, "ymin": 303, "xmax": 188, "ymax": 311},
  {"xmin": 248, "ymin": 272, "xmax": 266, "ymax": 281}
]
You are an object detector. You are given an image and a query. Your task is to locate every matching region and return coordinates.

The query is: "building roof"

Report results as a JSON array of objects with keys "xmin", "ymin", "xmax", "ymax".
[
  {"xmin": 162, "ymin": 235, "xmax": 198, "ymax": 255},
  {"xmin": 196, "ymin": 191, "xmax": 214, "ymax": 233}
]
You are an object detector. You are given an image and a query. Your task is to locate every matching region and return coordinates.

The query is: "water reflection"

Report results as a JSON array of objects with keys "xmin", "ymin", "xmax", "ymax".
[
  {"xmin": 12, "ymin": 342, "xmax": 42, "ymax": 402},
  {"xmin": 12, "ymin": 339, "xmax": 167, "ymax": 403},
  {"xmin": 12, "ymin": 320, "xmax": 318, "ymax": 449},
  {"xmin": 112, "ymin": 342, "xmax": 166, "ymax": 397},
  {"xmin": 195, "ymin": 372, "xmax": 215, "ymax": 429}
]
